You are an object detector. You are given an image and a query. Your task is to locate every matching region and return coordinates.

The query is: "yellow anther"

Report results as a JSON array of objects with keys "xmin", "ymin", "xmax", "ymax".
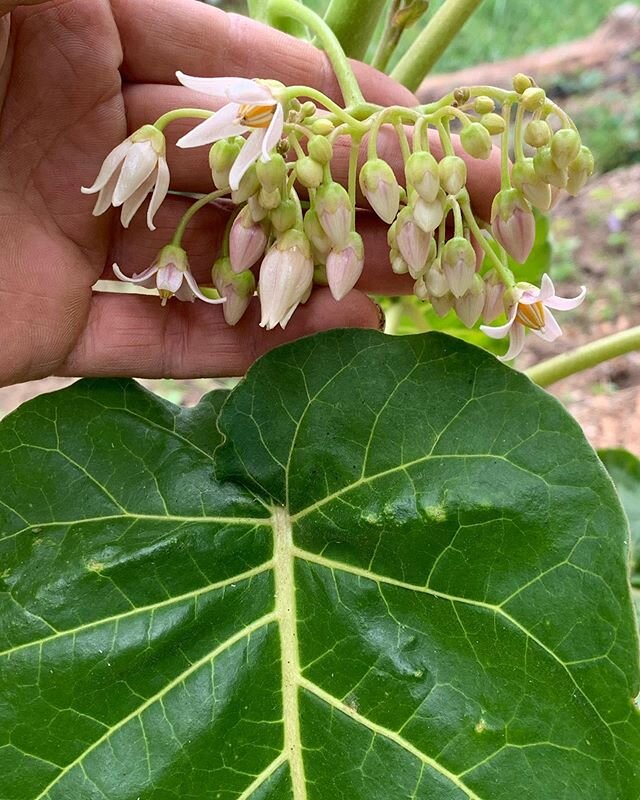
[
  {"xmin": 238, "ymin": 103, "xmax": 276, "ymax": 129},
  {"xmin": 515, "ymin": 300, "xmax": 545, "ymax": 330}
]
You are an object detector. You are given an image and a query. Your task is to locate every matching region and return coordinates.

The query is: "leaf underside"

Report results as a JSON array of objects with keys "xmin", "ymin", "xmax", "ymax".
[{"xmin": 0, "ymin": 330, "xmax": 638, "ymax": 800}]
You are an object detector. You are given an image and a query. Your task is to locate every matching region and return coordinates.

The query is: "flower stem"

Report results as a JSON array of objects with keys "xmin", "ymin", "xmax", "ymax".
[
  {"xmin": 391, "ymin": 0, "xmax": 484, "ymax": 91},
  {"xmin": 153, "ymin": 108, "xmax": 212, "ymax": 132},
  {"xmin": 372, "ymin": 0, "xmax": 402, "ymax": 72},
  {"xmin": 526, "ymin": 325, "xmax": 640, "ymax": 388},
  {"xmin": 348, "ymin": 136, "xmax": 360, "ymax": 228},
  {"xmin": 171, "ymin": 189, "xmax": 229, "ymax": 247},
  {"xmin": 323, "ymin": 0, "xmax": 389, "ymax": 61},
  {"xmin": 282, "ymin": 86, "xmax": 368, "ymax": 132},
  {"xmin": 267, "ymin": 0, "xmax": 365, "ymax": 106}
]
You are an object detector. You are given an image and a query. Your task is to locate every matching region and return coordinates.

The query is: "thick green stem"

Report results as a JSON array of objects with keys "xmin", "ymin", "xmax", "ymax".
[
  {"xmin": 526, "ymin": 326, "xmax": 640, "ymax": 388},
  {"xmin": 372, "ymin": 0, "xmax": 402, "ymax": 72},
  {"xmin": 153, "ymin": 108, "xmax": 212, "ymax": 132},
  {"xmin": 257, "ymin": 0, "xmax": 307, "ymax": 38},
  {"xmin": 391, "ymin": 0, "xmax": 485, "ymax": 91},
  {"xmin": 267, "ymin": 0, "xmax": 365, "ymax": 106},
  {"xmin": 323, "ymin": 0, "xmax": 389, "ymax": 61}
]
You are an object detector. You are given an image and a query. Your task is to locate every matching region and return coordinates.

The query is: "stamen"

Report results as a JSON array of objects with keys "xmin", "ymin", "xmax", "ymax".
[
  {"xmin": 515, "ymin": 300, "xmax": 545, "ymax": 330},
  {"xmin": 239, "ymin": 103, "xmax": 276, "ymax": 129}
]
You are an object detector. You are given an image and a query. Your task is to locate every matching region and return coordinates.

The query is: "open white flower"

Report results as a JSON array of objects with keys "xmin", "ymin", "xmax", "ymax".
[
  {"xmin": 113, "ymin": 245, "xmax": 225, "ymax": 307},
  {"xmin": 81, "ymin": 125, "xmax": 169, "ymax": 231},
  {"xmin": 175, "ymin": 72, "xmax": 285, "ymax": 191},
  {"xmin": 480, "ymin": 273, "xmax": 586, "ymax": 361}
]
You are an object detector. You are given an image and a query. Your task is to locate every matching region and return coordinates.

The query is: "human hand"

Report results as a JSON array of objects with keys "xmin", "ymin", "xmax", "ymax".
[{"xmin": 0, "ymin": 0, "xmax": 501, "ymax": 387}]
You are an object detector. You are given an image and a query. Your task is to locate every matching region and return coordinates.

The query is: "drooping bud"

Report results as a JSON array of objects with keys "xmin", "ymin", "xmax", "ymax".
[
  {"xmin": 209, "ymin": 138, "xmax": 241, "ymax": 189},
  {"xmin": 533, "ymin": 146, "xmax": 568, "ymax": 188},
  {"xmin": 258, "ymin": 186, "xmax": 281, "ymax": 210},
  {"xmin": 480, "ymin": 113, "xmax": 506, "ymax": 135},
  {"xmin": 513, "ymin": 73, "xmax": 535, "ymax": 93},
  {"xmin": 229, "ymin": 205, "xmax": 268, "ymax": 272},
  {"xmin": 308, "ymin": 135, "xmax": 333, "ymax": 165},
  {"xmin": 491, "ymin": 189, "xmax": 535, "ymax": 264},
  {"xmin": 359, "ymin": 159, "xmax": 400, "ymax": 224},
  {"xmin": 311, "ymin": 118, "xmax": 334, "ymax": 136},
  {"xmin": 212, "ymin": 257, "xmax": 256, "ymax": 325},
  {"xmin": 454, "ymin": 273, "xmax": 486, "ymax": 327},
  {"xmin": 256, "ymin": 153, "xmax": 286, "ymax": 192},
  {"xmin": 566, "ymin": 146, "xmax": 595, "ymax": 195},
  {"xmin": 425, "ymin": 259, "xmax": 448, "ymax": 297},
  {"xmin": 405, "ymin": 151, "xmax": 440, "ymax": 203},
  {"xmin": 395, "ymin": 207, "xmax": 432, "ymax": 275},
  {"xmin": 412, "ymin": 195, "xmax": 444, "ymax": 234},
  {"xmin": 430, "ymin": 292, "xmax": 454, "ymax": 318},
  {"xmin": 258, "ymin": 229, "xmax": 314, "ymax": 330},
  {"xmin": 520, "ymin": 87, "xmax": 546, "ymax": 112},
  {"xmin": 414, "ymin": 276, "xmax": 429, "ymax": 300},
  {"xmin": 271, "ymin": 198, "xmax": 298, "ymax": 233},
  {"xmin": 315, "ymin": 182, "xmax": 352, "ymax": 248},
  {"xmin": 482, "ymin": 269, "xmax": 505, "ymax": 324},
  {"xmin": 247, "ymin": 192, "xmax": 268, "ymax": 222},
  {"xmin": 524, "ymin": 119, "xmax": 552, "ymax": 149},
  {"xmin": 511, "ymin": 159, "xmax": 552, "ymax": 211},
  {"xmin": 460, "ymin": 122, "xmax": 493, "ymax": 160},
  {"xmin": 441, "ymin": 237, "xmax": 476, "ymax": 297},
  {"xmin": 299, "ymin": 101, "xmax": 316, "ymax": 119},
  {"xmin": 550, "ymin": 128, "xmax": 582, "ymax": 169},
  {"xmin": 438, "ymin": 155, "xmax": 467, "ymax": 196},
  {"xmin": 231, "ymin": 164, "xmax": 260, "ymax": 204},
  {"xmin": 326, "ymin": 231, "xmax": 364, "ymax": 301},
  {"xmin": 303, "ymin": 208, "xmax": 332, "ymax": 256},
  {"xmin": 390, "ymin": 248, "xmax": 409, "ymax": 275},
  {"xmin": 473, "ymin": 95, "xmax": 495, "ymax": 114},
  {"xmin": 296, "ymin": 156, "xmax": 324, "ymax": 189}
]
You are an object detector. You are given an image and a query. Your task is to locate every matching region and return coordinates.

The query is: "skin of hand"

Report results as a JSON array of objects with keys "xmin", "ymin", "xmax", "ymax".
[{"xmin": 0, "ymin": 0, "xmax": 501, "ymax": 387}]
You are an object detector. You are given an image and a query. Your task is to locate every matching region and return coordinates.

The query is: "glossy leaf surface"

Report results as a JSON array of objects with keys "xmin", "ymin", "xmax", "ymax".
[{"xmin": 1, "ymin": 331, "xmax": 638, "ymax": 799}]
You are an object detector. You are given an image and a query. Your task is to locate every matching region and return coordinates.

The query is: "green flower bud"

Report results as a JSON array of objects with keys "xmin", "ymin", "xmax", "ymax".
[
  {"xmin": 566, "ymin": 146, "xmax": 595, "ymax": 195},
  {"xmin": 480, "ymin": 113, "xmax": 506, "ymax": 135},
  {"xmin": 473, "ymin": 95, "xmax": 495, "ymax": 114},
  {"xmin": 533, "ymin": 146, "xmax": 568, "ymax": 188},
  {"xmin": 460, "ymin": 122, "xmax": 493, "ymax": 160},
  {"xmin": 300, "ymin": 101, "xmax": 316, "ymax": 119},
  {"xmin": 524, "ymin": 119, "xmax": 552, "ymax": 148},
  {"xmin": 303, "ymin": 208, "xmax": 331, "ymax": 255},
  {"xmin": 209, "ymin": 139, "xmax": 241, "ymax": 188},
  {"xmin": 271, "ymin": 198, "xmax": 298, "ymax": 233},
  {"xmin": 513, "ymin": 73, "xmax": 534, "ymax": 94},
  {"xmin": 315, "ymin": 182, "xmax": 353, "ymax": 248},
  {"xmin": 511, "ymin": 158, "xmax": 552, "ymax": 211},
  {"xmin": 256, "ymin": 153, "xmax": 286, "ymax": 192},
  {"xmin": 405, "ymin": 151, "xmax": 440, "ymax": 203},
  {"xmin": 520, "ymin": 87, "xmax": 546, "ymax": 112},
  {"xmin": 311, "ymin": 118, "xmax": 335, "ymax": 136},
  {"xmin": 259, "ymin": 186, "xmax": 281, "ymax": 210},
  {"xmin": 550, "ymin": 128, "xmax": 582, "ymax": 169},
  {"xmin": 438, "ymin": 155, "xmax": 467, "ymax": 196},
  {"xmin": 308, "ymin": 135, "xmax": 333, "ymax": 165},
  {"xmin": 359, "ymin": 158, "xmax": 400, "ymax": 223},
  {"xmin": 231, "ymin": 164, "xmax": 260, "ymax": 204},
  {"xmin": 296, "ymin": 156, "xmax": 324, "ymax": 189}
]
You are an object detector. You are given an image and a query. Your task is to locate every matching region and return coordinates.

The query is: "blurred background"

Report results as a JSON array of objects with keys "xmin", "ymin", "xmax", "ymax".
[{"xmin": 2, "ymin": 0, "xmax": 639, "ymax": 449}]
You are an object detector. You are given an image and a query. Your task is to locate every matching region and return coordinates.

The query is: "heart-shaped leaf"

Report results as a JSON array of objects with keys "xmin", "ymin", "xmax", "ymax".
[{"xmin": 1, "ymin": 331, "xmax": 638, "ymax": 799}]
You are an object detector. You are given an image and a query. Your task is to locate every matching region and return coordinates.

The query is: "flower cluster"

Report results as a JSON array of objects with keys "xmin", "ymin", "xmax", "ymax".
[{"xmin": 82, "ymin": 71, "xmax": 590, "ymax": 355}]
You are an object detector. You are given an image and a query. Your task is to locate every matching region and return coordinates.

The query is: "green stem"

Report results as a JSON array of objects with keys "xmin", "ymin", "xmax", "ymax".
[
  {"xmin": 323, "ymin": 0, "xmax": 389, "ymax": 61},
  {"xmin": 348, "ymin": 136, "xmax": 360, "ymax": 227},
  {"xmin": 259, "ymin": 0, "xmax": 307, "ymax": 37},
  {"xmin": 282, "ymin": 86, "xmax": 367, "ymax": 132},
  {"xmin": 391, "ymin": 0, "xmax": 485, "ymax": 91},
  {"xmin": 459, "ymin": 196, "xmax": 514, "ymax": 286},
  {"xmin": 171, "ymin": 189, "xmax": 229, "ymax": 246},
  {"xmin": 500, "ymin": 101, "xmax": 512, "ymax": 188},
  {"xmin": 153, "ymin": 108, "xmax": 212, "ymax": 132},
  {"xmin": 525, "ymin": 326, "xmax": 640, "ymax": 388},
  {"xmin": 372, "ymin": 0, "xmax": 402, "ymax": 72},
  {"xmin": 268, "ymin": 0, "xmax": 365, "ymax": 106}
]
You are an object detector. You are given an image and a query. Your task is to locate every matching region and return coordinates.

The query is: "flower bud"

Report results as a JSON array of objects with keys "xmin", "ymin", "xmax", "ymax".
[
  {"xmin": 454, "ymin": 273, "xmax": 485, "ymax": 327},
  {"xmin": 405, "ymin": 151, "xmax": 440, "ymax": 203},
  {"xmin": 311, "ymin": 118, "xmax": 334, "ymax": 136},
  {"xmin": 390, "ymin": 248, "xmax": 409, "ymax": 275},
  {"xmin": 533, "ymin": 146, "xmax": 568, "ymax": 188},
  {"xmin": 229, "ymin": 205, "xmax": 268, "ymax": 272},
  {"xmin": 511, "ymin": 158, "xmax": 552, "ymax": 211},
  {"xmin": 259, "ymin": 186, "xmax": 281, "ymax": 210},
  {"xmin": 271, "ymin": 197, "xmax": 298, "ymax": 233},
  {"xmin": 438, "ymin": 155, "xmax": 467, "ymax": 196},
  {"xmin": 308, "ymin": 135, "xmax": 333, "ymax": 165},
  {"xmin": 425, "ymin": 259, "xmax": 448, "ymax": 297},
  {"xmin": 212, "ymin": 257, "xmax": 256, "ymax": 325},
  {"xmin": 473, "ymin": 95, "xmax": 495, "ymax": 114},
  {"xmin": 491, "ymin": 189, "xmax": 535, "ymax": 264},
  {"xmin": 296, "ymin": 156, "xmax": 324, "ymax": 189},
  {"xmin": 395, "ymin": 207, "xmax": 432, "ymax": 275},
  {"xmin": 231, "ymin": 164, "xmax": 260, "ymax": 204},
  {"xmin": 209, "ymin": 139, "xmax": 241, "ymax": 188},
  {"xmin": 258, "ymin": 229, "xmax": 314, "ymax": 329},
  {"xmin": 300, "ymin": 101, "xmax": 316, "ymax": 119},
  {"xmin": 521, "ymin": 87, "xmax": 546, "ymax": 112},
  {"xmin": 256, "ymin": 153, "xmax": 286, "ymax": 192},
  {"xmin": 359, "ymin": 158, "xmax": 400, "ymax": 224},
  {"xmin": 326, "ymin": 231, "xmax": 364, "ymax": 301},
  {"xmin": 414, "ymin": 277, "xmax": 429, "ymax": 301},
  {"xmin": 550, "ymin": 128, "xmax": 581, "ymax": 169},
  {"xmin": 460, "ymin": 122, "xmax": 493, "ymax": 160},
  {"xmin": 315, "ymin": 182, "xmax": 353, "ymax": 248},
  {"xmin": 482, "ymin": 269, "xmax": 505, "ymax": 324},
  {"xmin": 431, "ymin": 292, "xmax": 454, "ymax": 318},
  {"xmin": 441, "ymin": 237, "xmax": 476, "ymax": 297},
  {"xmin": 566, "ymin": 146, "xmax": 595, "ymax": 195},
  {"xmin": 524, "ymin": 119, "xmax": 551, "ymax": 148},
  {"xmin": 248, "ymin": 192, "xmax": 268, "ymax": 222},
  {"xmin": 480, "ymin": 113, "xmax": 506, "ymax": 135},
  {"xmin": 303, "ymin": 208, "xmax": 332, "ymax": 256},
  {"xmin": 412, "ymin": 195, "xmax": 444, "ymax": 234},
  {"xmin": 513, "ymin": 73, "xmax": 534, "ymax": 93}
]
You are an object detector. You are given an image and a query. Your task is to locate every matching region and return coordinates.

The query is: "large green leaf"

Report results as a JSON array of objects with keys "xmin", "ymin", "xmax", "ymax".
[{"xmin": 1, "ymin": 331, "xmax": 638, "ymax": 799}]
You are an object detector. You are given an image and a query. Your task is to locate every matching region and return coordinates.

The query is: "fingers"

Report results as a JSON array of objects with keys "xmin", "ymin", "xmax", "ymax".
[
  {"xmin": 57, "ymin": 288, "xmax": 382, "ymax": 379},
  {"xmin": 112, "ymin": 0, "xmax": 416, "ymax": 107}
]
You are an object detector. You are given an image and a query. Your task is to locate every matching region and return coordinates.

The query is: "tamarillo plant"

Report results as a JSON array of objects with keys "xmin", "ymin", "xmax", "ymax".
[{"xmin": 2, "ymin": 1, "xmax": 639, "ymax": 799}]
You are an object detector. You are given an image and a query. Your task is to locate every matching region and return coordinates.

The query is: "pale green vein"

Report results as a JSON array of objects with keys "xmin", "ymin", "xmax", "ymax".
[
  {"xmin": 299, "ymin": 676, "xmax": 482, "ymax": 800},
  {"xmin": 31, "ymin": 611, "xmax": 277, "ymax": 800},
  {"xmin": 0, "ymin": 562, "xmax": 273, "ymax": 658},
  {"xmin": 236, "ymin": 753, "xmax": 287, "ymax": 799}
]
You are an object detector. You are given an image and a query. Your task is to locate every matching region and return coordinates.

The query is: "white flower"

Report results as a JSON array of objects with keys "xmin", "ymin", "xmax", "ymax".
[
  {"xmin": 175, "ymin": 73, "xmax": 285, "ymax": 192},
  {"xmin": 480, "ymin": 273, "xmax": 586, "ymax": 361},
  {"xmin": 258, "ymin": 230, "xmax": 313, "ymax": 330},
  {"xmin": 81, "ymin": 125, "xmax": 169, "ymax": 231},
  {"xmin": 113, "ymin": 245, "xmax": 225, "ymax": 307}
]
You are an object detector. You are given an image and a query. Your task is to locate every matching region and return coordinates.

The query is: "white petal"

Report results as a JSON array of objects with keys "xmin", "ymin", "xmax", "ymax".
[
  {"xmin": 119, "ymin": 172, "xmax": 156, "ymax": 228},
  {"xmin": 113, "ymin": 262, "xmax": 159, "ymax": 284},
  {"xmin": 226, "ymin": 80, "xmax": 273, "ymax": 103},
  {"xmin": 229, "ymin": 130, "xmax": 265, "ymax": 191},
  {"xmin": 479, "ymin": 304, "xmax": 517, "ymax": 340},
  {"xmin": 544, "ymin": 285, "xmax": 587, "ymax": 311},
  {"xmin": 91, "ymin": 170, "xmax": 120, "ymax": 216},
  {"xmin": 537, "ymin": 273, "xmax": 556, "ymax": 303},
  {"xmin": 146, "ymin": 157, "xmax": 170, "ymax": 231},
  {"xmin": 261, "ymin": 102, "xmax": 284, "ymax": 161},
  {"xmin": 81, "ymin": 136, "xmax": 133, "ymax": 194},
  {"xmin": 176, "ymin": 72, "xmax": 269, "ymax": 103},
  {"xmin": 184, "ymin": 270, "xmax": 226, "ymax": 304},
  {"xmin": 156, "ymin": 264, "xmax": 185, "ymax": 295},
  {"xmin": 538, "ymin": 308, "xmax": 563, "ymax": 341},
  {"xmin": 499, "ymin": 324, "xmax": 526, "ymax": 361},
  {"xmin": 112, "ymin": 141, "xmax": 157, "ymax": 207},
  {"xmin": 176, "ymin": 102, "xmax": 245, "ymax": 149}
]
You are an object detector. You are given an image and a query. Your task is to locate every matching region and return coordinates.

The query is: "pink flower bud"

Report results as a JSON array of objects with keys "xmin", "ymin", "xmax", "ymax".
[
  {"xmin": 359, "ymin": 159, "xmax": 400, "ymax": 224},
  {"xmin": 491, "ymin": 189, "xmax": 536, "ymax": 264},
  {"xmin": 315, "ymin": 182, "xmax": 352, "ymax": 248},
  {"xmin": 425, "ymin": 260, "xmax": 448, "ymax": 298},
  {"xmin": 258, "ymin": 229, "xmax": 314, "ymax": 329},
  {"xmin": 430, "ymin": 293, "xmax": 454, "ymax": 318},
  {"xmin": 212, "ymin": 257, "xmax": 256, "ymax": 325},
  {"xmin": 454, "ymin": 273, "xmax": 486, "ymax": 327},
  {"xmin": 438, "ymin": 155, "xmax": 467, "ymax": 196},
  {"xmin": 441, "ymin": 237, "xmax": 476, "ymax": 298},
  {"xmin": 229, "ymin": 206, "xmax": 268, "ymax": 272},
  {"xmin": 412, "ymin": 196, "xmax": 444, "ymax": 234},
  {"xmin": 405, "ymin": 151, "xmax": 440, "ymax": 203},
  {"xmin": 395, "ymin": 207, "xmax": 432, "ymax": 275},
  {"xmin": 482, "ymin": 270, "xmax": 505, "ymax": 324},
  {"xmin": 511, "ymin": 159, "xmax": 552, "ymax": 212},
  {"xmin": 326, "ymin": 232, "xmax": 364, "ymax": 301}
]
